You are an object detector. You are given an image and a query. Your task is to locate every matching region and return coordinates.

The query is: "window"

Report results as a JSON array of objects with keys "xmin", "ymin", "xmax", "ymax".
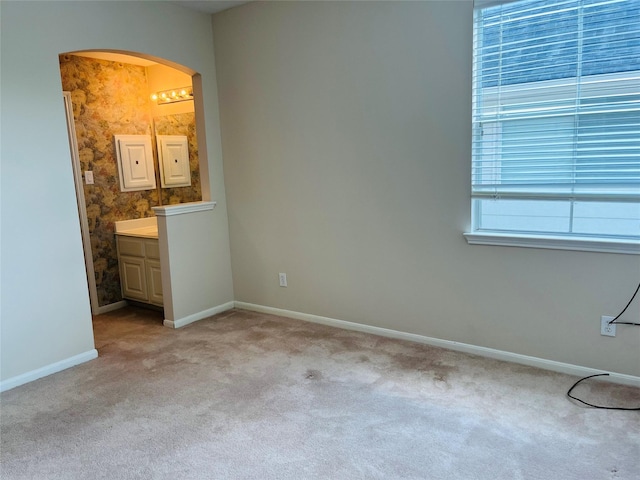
[{"xmin": 467, "ymin": 0, "xmax": 640, "ymax": 253}]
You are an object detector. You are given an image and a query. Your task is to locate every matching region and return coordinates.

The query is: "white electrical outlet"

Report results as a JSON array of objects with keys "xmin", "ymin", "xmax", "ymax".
[
  {"xmin": 85, "ymin": 171, "xmax": 94, "ymax": 185},
  {"xmin": 601, "ymin": 316, "xmax": 616, "ymax": 337},
  {"xmin": 279, "ymin": 273, "xmax": 287, "ymax": 287}
]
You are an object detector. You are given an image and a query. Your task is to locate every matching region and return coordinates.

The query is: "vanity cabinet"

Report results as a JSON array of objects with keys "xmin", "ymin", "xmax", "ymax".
[{"xmin": 116, "ymin": 235, "xmax": 163, "ymax": 307}]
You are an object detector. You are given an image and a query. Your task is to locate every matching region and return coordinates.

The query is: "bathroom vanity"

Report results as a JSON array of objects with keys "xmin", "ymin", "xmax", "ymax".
[{"xmin": 115, "ymin": 217, "xmax": 163, "ymax": 307}]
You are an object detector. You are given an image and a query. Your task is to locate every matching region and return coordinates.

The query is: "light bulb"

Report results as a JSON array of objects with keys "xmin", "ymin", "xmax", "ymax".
[{"xmin": 151, "ymin": 94, "xmax": 158, "ymax": 101}]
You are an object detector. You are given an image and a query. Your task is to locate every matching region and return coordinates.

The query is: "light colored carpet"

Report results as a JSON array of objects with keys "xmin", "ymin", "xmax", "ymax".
[{"xmin": 1, "ymin": 307, "xmax": 638, "ymax": 479}]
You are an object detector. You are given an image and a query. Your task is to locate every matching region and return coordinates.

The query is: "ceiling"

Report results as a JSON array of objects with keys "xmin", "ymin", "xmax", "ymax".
[{"xmin": 173, "ymin": 1, "xmax": 251, "ymax": 14}]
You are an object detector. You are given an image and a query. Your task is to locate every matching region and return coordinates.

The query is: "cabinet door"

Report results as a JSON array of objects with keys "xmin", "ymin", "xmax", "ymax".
[
  {"xmin": 146, "ymin": 259, "xmax": 164, "ymax": 307},
  {"xmin": 120, "ymin": 255, "xmax": 149, "ymax": 302},
  {"xmin": 115, "ymin": 135, "xmax": 156, "ymax": 192},
  {"xmin": 157, "ymin": 135, "xmax": 191, "ymax": 187}
]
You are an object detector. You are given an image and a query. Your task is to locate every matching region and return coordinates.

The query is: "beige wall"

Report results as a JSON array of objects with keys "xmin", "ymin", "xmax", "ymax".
[
  {"xmin": 213, "ymin": 1, "xmax": 640, "ymax": 375},
  {"xmin": 0, "ymin": 0, "xmax": 233, "ymax": 383}
]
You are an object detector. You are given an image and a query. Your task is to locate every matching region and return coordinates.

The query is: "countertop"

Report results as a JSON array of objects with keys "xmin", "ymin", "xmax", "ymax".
[
  {"xmin": 114, "ymin": 217, "xmax": 158, "ymax": 239},
  {"xmin": 115, "ymin": 226, "xmax": 158, "ymax": 239}
]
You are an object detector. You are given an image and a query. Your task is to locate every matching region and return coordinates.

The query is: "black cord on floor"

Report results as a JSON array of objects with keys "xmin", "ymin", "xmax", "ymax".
[
  {"xmin": 565, "ymin": 283, "xmax": 640, "ymax": 410},
  {"xmin": 567, "ymin": 374, "xmax": 640, "ymax": 411},
  {"xmin": 608, "ymin": 282, "xmax": 640, "ymax": 327}
]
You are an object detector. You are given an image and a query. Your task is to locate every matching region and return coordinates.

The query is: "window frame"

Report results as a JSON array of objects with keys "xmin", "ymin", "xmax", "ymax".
[{"xmin": 466, "ymin": 0, "xmax": 640, "ymax": 254}]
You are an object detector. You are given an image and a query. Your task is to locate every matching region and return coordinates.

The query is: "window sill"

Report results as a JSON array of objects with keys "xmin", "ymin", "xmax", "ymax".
[{"xmin": 464, "ymin": 232, "xmax": 640, "ymax": 255}]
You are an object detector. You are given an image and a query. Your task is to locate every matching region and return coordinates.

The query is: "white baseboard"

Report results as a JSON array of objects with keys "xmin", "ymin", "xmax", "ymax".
[
  {"xmin": 95, "ymin": 300, "xmax": 128, "ymax": 315},
  {"xmin": 0, "ymin": 349, "xmax": 98, "ymax": 393},
  {"xmin": 164, "ymin": 301, "xmax": 235, "ymax": 329},
  {"xmin": 235, "ymin": 302, "xmax": 640, "ymax": 388}
]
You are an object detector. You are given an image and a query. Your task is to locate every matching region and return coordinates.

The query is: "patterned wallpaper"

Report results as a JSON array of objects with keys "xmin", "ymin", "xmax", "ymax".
[{"xmin": 59, "ymin": 54, "xmax": 201, "ymax": 307}]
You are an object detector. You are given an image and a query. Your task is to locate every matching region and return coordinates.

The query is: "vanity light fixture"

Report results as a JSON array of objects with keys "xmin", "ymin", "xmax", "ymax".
[{"xmin": 150, "ymin": 86, "xmax": 193, "ymax": 104}]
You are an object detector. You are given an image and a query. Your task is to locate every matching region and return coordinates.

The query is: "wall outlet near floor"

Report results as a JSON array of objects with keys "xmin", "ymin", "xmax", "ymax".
[
  {"xmin": 279, "ymin": 273, "xmax": 287, "ymax": 287},
  {"xmin": 600, "ymin": 316, "xmax": 616, "ymax": 337}
]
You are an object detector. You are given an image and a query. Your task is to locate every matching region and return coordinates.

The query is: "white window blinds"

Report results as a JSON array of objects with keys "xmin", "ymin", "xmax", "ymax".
[{"xmin": 471, "ymin": 0, "xmax": 640, "ymax": 240}]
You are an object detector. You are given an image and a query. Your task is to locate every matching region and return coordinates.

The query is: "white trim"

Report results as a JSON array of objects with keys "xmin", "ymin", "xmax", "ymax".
[
  {"xmin": 95, "ymin": 300, "xmax": 128, "ymax": 315},
  {"xmin": 235, "ymin": 302, "xmax": 640, "ymax": 387},
  {"xmin": 0, "ymin": 349, "xmax": 98, "ymax": 393},
  {"xmin": 464, "ymin": 232, "xmax": 640, "ymax": 255},
  {"xmin": 153, "ymin": 201, "xmax": 216, "ymax": 217},
  {"xmin": 164, "ymin": 301, "xmax": 234, "ymax": 328},
  {"xmin": 64, "ymin": 92, "xmax": 100, "ymax": 315}
]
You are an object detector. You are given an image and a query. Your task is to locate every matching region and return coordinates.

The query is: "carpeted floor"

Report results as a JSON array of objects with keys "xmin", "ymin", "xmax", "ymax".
[{"xmin": 1, "ymin": 306, "xmax": 638, "ymax": 479}]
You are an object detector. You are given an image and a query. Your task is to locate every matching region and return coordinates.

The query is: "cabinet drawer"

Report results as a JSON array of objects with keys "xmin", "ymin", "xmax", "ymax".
[
  {"xmin": 117, "ymin": 236, "xmax": 145, "ymax": 257},
  {"xmin": 145, "ymin": 240, "xmax": 160, "ymax": 260}
]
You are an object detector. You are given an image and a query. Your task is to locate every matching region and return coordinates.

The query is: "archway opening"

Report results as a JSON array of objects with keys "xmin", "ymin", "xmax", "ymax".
[{"xmin": 59, "ymin": 50, "xmax": 209, "ymax": 315}]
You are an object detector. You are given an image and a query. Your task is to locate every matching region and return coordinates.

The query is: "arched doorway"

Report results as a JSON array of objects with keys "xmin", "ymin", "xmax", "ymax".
[{"xmin": 60, "ymin": 50, "xmax": 207, "ymax": 315}]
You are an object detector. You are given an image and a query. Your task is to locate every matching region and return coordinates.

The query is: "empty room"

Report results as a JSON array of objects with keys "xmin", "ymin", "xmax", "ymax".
[{"xmin": 1, "ymin": 0, "xmax": 638, "ymax": 478}]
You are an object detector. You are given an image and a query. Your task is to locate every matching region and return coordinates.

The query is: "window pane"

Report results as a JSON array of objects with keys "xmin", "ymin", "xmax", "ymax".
[
  {"xmin": 501, "ymin": 116, "xmax": 574, "ymax": 185},
  {"xmin": 582, "ymin": 0, "xmax": 640, "ymax": 76},
  {"xmin": 475, "ymin": 198, "xmax": 640, "ymax": 238},
  {"xmin": 476, "ymin": 199, "xmax": 571, "ymax": 233},
  {"xmin": 572, "ymin": 201, "xmax": 640, "ymax": 236},
  {"xmin": 576, "ymin": 111, "xmax": 640, "ymax": 185},
  {"xmin": 480, "ymin": 0, "xmax": 579, "ymax": 87}
]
